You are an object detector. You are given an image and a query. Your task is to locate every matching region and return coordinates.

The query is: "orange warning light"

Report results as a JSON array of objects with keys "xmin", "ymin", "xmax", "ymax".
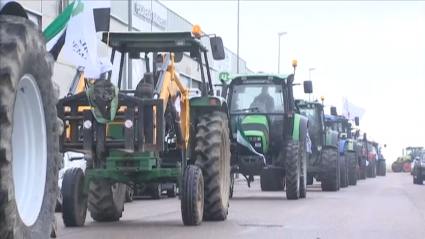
[
  {"xmin": 292, "ymin": 60, "xmax": 297, "ymax": 67},
  {"xmin": 192, "ymin": 25, "xmax": 201, "ymax": 37},
  {"xmin": 320, "ymin": 95, "xmax": 325, "ymax": 101}
]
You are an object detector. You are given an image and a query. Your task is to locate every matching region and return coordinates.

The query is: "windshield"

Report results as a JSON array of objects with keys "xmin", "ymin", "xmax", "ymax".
[
  {"xmin": 406, "ymin": 148, "xmax": 413, "ymax": 156},
  {"xmin": 230, "ymin": 84, "xmax": 284, "ymax": 113},
  {"xmin": 330, "ymin": 122, "xmax": 343, "ymax": 132}
]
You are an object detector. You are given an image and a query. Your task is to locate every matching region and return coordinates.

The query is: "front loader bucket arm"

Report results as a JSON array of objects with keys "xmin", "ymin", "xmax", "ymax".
[{"xmin": 155, "ymin": 53, "xmax": 190, "ymax": 150}]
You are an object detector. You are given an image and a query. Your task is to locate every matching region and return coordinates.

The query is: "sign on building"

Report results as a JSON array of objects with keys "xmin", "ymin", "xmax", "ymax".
[{"xmin": 133, "ymin": 0, "xmax": 167, "ymax": 31}]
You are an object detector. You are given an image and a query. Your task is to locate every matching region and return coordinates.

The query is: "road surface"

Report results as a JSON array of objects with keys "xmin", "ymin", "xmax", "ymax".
[{"xmin": 56, "ymin": 173, "xmax": 425, "ymax": 239}]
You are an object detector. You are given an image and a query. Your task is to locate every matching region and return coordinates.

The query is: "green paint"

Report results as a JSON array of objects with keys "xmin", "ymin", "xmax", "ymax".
[
  {"xmin": 219, "ymin": 72, "xmax": 230, "ymax": 81},
  {"xmin": 189, "ymin": 96, "xmax": 224, "ymax": 107},
  {"xmin": 241, "ymin": 115, "xmax": 269, "ymax": 153},
  {"xmin": 346, "ymin": 139, "xmax": 355, "ymax": 151},
  {"xmin": 292, "ymin": 114, "xmax": 301, "ymax": 141},
  {"xmin": 71, "ymin": 0, "xmax": 84, "ymax": 17},
  {"xmin": 324, "ymin": 131, "xmax": 333, "ymax": 146}
]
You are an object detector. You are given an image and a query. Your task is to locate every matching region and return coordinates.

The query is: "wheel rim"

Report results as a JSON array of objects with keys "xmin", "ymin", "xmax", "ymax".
[
  {"xmin": 197, "ymin": 176, "xmax": 204, "ymax": 216},
  {"xmin": 12, "ymin": 75, "xmax": 47, "ymax": 227},
  {"xmin": 403, "ymin": 162, "xmax": 411, "ymax": 172}
]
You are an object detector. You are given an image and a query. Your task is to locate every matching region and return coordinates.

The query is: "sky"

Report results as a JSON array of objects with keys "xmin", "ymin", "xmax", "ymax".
[{"xmin": 160, "ymin": 1, "xmax": 425, "ymax": 162}]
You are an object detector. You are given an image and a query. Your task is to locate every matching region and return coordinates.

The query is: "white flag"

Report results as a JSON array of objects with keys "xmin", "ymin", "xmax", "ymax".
[
  {"xmin": 63, "ymin": 0, "xmax": 103, "ymax": 78},
  {"xmin": 342, "ymin": 97, "xmax": 366, "ymax": 120}
]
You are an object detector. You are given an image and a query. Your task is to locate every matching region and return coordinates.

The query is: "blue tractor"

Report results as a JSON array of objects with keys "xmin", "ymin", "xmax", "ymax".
[{"xmin": 324, "ymin": 107, "xmax": 360, "ymax": 187}]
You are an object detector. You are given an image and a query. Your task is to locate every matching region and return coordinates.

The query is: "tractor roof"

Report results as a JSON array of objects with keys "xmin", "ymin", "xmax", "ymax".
[
  {"xmin": 296, "ymin": 100, "xmax": 322, "ymax": 107},
  {"xmin": 101, "ymin": 31, "xmax": 208, "ymax": 54},
  {"xmin": 325, "ymin": 114, "xmax": 348, "ymax": 122},
  {"xmin": 229, "ymin": 73, "xmax": 290, "ymax": 81}
]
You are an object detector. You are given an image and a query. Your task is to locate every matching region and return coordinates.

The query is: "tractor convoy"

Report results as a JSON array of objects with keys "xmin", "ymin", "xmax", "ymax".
[{"xmin": 0, "ymin": 1, "xmax": 409, "ymax": 238}]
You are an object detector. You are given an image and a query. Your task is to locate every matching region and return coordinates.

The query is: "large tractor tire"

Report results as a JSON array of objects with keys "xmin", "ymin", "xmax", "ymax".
[
  {"xmin": 149, "ymin": 183, "xmax": 162, "ymax": 200},
  {"xmin": 260, "ymin": 169, "xmax": 284, "ymax": 191},
  {"xmin": 194, "ymin": 111, "xmax": 231, "ymax": 221},
  {"xmin": 181, "ymin": 165, "xmax": 204, "ymax": 226},
  {"xmin": 87, "ymin": 179, "xmax": 126, "ymax": 222},
  {"xmin": 229, "ymin": 173, "xmax": 235, "ymax": 199},
  {"xmin": 61, "ymin": 168, "xmax": 87, "ymax": 227},
  {"xmin": 347, "ymin": 152, "xmax": 358, "ymax": 186},
  {"xmin": 0, "ymin": 15, "xmax": 62, "ymax": 239},
  {"xmin": 376, "ymin": 160, "xmax": 386, "ymax": 176},
  {"xmin": 299, "ymin": 139, "xmax": 307, "ymax": 199},
  {"xmin": 402, "ymin": 162, "xmax": 412, "ymax": 173},
  {"xmin": 320, "ymin": 148, "xmax": 339, "ymax": 191},
  {"xmin": 391, "ymin": 162, "xmax": 402, "ymax": 172},
  {"xmin": 367, "ymin": 160, "xmax": 377, "ymax": 178},
  {"xmin": 285, "ymin": 140, "xmax": 305, "ymax": 200},
  {"xmin": 339, "ymin": 155, "xmax": 349, "ymax": 188},
  {"xmin": 125, "ymin": 186, "xmax": 134, "ymax": 202},
  {"xmin": 359, "ymin": 158, "xmax": 367, "ymax": 180}
]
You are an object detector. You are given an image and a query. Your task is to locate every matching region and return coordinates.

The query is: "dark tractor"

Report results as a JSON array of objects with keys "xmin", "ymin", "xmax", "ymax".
[
  {"xmin": 373, "ymin": 142, "xmax": 387, "ymax": 176},
  {"xmin": 325, "ymin": 107, "xmax": 360, "ymax": 187},
  {"xmin": 224, "ymin": 61, "xmax": 313, "ymax": 200},
  {"xmin": 412, "ymin": 149, "xmax": 425, "ymax": 185},
  {"xmin": 297, "ymin": 100, "xmax": 340, "ymax": 192}
]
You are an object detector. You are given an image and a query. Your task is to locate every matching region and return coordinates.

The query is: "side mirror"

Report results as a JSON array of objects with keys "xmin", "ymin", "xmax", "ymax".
[
  {"xmin": 303, "ymin": 80, "xmax": 313, "ymax": 94},
  {"xmin": 354, "ymin": 116, "xmax": 359, "ymax": 126},
  {"xmin": 384, "ymin": 144, "xmax": 387, "ymax": 148},
  {"xmin": 174, "ymin": 52, "xmax": 184, "ymax": 63},
  {"xmin": 210, "ymin": 36, "xmax": 225, "ymax": 60},
  {"xmin": 330, "ymin": 106, "xmax": 337, "ymax": 116},
  {"xmin": 129, "ymin": 52, "xmax": 140, "ymax": 59}
]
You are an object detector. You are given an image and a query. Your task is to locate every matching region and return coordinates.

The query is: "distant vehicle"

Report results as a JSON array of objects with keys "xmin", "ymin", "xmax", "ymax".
[{"xmin": 412, "ymin": 150, "xmax": 425, "ymax": 185}]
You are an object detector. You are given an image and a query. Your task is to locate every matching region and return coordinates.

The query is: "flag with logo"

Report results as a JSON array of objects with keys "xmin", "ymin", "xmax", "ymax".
[
  {"xmin": 43, "ymin": 0, "xmax": 111, "ymax": 78},
  {"xmin": 342, "ymin": 97, "xmax": 366, "ymax": 121},
  {"xmin": 236, "ymin": 117, "xmax": 266, "ymax": 165}
]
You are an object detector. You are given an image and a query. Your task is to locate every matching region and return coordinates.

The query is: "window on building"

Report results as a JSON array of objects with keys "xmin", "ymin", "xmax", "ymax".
[
  {"xmin": 26, "ymin": 10, "xmax": 41, "ymax": 30},
  {"xmin": 179, "ymin": 73, "xmax": 190, "ymax": 87},
  {"xmin": 192, "ymin": 80, "xmax": 201, "ymax": 90}
]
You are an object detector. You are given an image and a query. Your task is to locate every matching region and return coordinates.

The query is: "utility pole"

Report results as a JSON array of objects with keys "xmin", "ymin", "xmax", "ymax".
[
  {"xmin": 127, "ymin": 0, "xmax": 133, "ymax": 90},
  {"xmin": 277, "ymin": 31, "xmax": 287, "ymax": 74}
]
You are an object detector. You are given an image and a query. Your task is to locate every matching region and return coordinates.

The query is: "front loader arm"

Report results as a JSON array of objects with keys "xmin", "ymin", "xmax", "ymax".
[{"xmin": 156, "ymin": 53, "xmax": 189, "ymax": 150}]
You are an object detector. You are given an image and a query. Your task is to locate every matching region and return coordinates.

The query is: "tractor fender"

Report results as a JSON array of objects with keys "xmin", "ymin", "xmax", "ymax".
[
  {"xmin": 291, "ymin": 113, "xmax": 308, "ymax": 142},
  {"xmin": 355, "ymin": 143, "xmax": 363, "ymax": 157},
  {"xmin": 324, "ymin": 130, "xmax": 338, "ymax": 147},
  {"xmin": 339, "ymin": 140, "xmax": 347, "ymax": 155},
  {"xmin": 190, "ymin": 96, "xmax": 229, "ymax": 116},
  {"xmin": 0, "ymin": 1, "xmax": 28, "ymax": 18},
  {"xmin": 346, "ymin": 139, "xmax": 356, "ymax": 151}
]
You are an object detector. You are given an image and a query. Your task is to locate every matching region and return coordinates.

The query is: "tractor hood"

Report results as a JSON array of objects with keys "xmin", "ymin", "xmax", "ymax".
[{"xmin": 240, "ymin": 115, "xmax": 270, "ymax": 154}]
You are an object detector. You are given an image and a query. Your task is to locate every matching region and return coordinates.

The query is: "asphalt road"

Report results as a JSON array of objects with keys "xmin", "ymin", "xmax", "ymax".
[{"xmin": 56, "ymin": 173, "xmax": 425, "ymax": 239}]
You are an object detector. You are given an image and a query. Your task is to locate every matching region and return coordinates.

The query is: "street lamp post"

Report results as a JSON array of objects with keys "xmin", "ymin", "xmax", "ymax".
[
  {"xmin": 277, "ymin": 31, "xmax": 287, "ymax": 74},
  {"xmin": 308, "ymin": 68, "xmax": 316, "ymax": 101}
]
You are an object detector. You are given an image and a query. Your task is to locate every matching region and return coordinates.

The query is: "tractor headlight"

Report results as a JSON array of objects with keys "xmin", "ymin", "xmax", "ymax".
[
  {"xmin": 254, "ymin": 142, "xmax": 262, "ymax": 147},
  {"xmin": 256, "ymin": 137, "xmax": 262, "ymax": 142}
]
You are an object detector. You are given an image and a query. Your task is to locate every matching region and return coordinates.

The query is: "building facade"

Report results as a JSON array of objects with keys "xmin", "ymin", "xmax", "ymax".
[{"xmin": 17, "ymin": 0, "xmax": 253, "ymax": 97}]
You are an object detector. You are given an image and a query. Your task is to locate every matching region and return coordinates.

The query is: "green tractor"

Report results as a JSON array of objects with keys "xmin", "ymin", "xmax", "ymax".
[
  {"xmin": 57, "ymin": 30, "xmax": 232, "ymax": 227},
  {"xmin": 223, "ymin": 61, "xmax": 313, "ymax": 200},
  {"xmin": 392, "ymin": 147, "xmax": 424, "ymax": 173},
  {"xmin": 324, "ymin": 107, "xmax": 360, "ymax": 187},
  {"xmin": 296, "ymin": 100, "xmax": 340, "ymax": 191}
]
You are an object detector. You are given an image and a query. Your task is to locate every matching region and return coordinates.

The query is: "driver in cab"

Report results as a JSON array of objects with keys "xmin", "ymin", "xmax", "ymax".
[{"xmin": 252, "ymin": 86, "xmax": 274, "ymax": 112}]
